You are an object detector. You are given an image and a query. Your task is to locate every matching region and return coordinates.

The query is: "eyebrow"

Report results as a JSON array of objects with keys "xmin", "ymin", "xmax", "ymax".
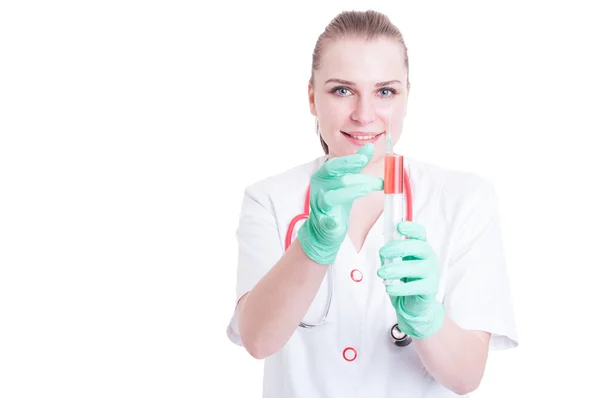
[{"xmin": 324, "ymin": 78, "xmax": 403, "ymax": 87}]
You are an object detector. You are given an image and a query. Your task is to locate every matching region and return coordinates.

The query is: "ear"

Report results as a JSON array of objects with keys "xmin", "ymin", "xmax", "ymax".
[{"xmin": 308, "ymin": 83, "xmax": 317, "ymax": 116}]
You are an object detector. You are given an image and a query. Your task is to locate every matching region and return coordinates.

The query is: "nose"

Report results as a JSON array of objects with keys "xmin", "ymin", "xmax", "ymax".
[{"xmin": 351, "ymin": 96, "xmax": 377, "ymax": 125}]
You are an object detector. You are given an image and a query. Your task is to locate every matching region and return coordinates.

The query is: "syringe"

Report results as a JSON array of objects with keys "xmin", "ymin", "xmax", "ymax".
[
  {"xmin": 383, "ymin": 142, "xmax": 413, "ymax": 347},
  {"xmin": 382, "ymin": 109, "xmax": 413, "ymax": 347},
  {"xmin": 383, "ymin": 111, "xmax": 405, "ymax": 259}
]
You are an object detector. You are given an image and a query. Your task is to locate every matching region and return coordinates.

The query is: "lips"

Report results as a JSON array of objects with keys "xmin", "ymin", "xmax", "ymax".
[{"xmin": 341, "ymin": 131, "xmax": 384, "ymax": 145}]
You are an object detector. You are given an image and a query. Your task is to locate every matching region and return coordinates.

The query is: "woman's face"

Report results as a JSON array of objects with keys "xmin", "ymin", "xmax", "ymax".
[{"xmin": 309, "ymin": 37, "xmax": 409, "ymax": 163}]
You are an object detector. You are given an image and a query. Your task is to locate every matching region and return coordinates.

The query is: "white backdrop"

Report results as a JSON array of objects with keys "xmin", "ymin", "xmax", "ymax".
[{"xmin": 1, "ymin": 0, "xmax": 599, "ymax": 397}]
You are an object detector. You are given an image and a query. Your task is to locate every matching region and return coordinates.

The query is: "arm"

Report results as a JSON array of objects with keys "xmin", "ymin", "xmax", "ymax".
[
  {"xmin": 377, "ymin": 221, "xmax": 490, "ymax": 395},
  {"xmin": 237, "ymin": 239, "xmax": 328, "ymax": 359},
  {"xmin": 236, "ymin": 144, "xmax": 382, "ymax": 359},
  {"xmin": 418, "ymin": 182, "xmax": 518, "ymax": 393},
  {"xmin": 413, "ymin": 316, "xmax": 490, "ymax": 395},
  {"xmin": 378, "ymin": 180, "xmax": 517, "ymax": 395}
]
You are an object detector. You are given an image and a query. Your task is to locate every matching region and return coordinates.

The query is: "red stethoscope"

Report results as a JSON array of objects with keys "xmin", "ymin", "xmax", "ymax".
[{"xmin": 285, "ymin": 168, "xmax": 415, "ymax": 347}]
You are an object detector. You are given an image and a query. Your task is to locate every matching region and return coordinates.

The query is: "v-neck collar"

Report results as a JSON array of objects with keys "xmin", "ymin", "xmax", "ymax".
[{"xmin": 341, "ymin": 210, "xmax": 385, "ymax": 257}]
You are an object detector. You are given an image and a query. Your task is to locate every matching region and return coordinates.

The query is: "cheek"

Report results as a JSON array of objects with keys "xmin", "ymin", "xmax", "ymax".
[
  {"xmin": 316, "ymin": 98, "xmax": 352, "ymax": 129},
  {"xmin": 389, "ymin": 104, "xmax": 407, "ymax": 133}
]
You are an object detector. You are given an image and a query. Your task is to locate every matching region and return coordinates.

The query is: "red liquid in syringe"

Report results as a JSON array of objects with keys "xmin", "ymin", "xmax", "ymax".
[{"xmin": 384, "ymin": 154, "xmax": 404, "ymax": 194}]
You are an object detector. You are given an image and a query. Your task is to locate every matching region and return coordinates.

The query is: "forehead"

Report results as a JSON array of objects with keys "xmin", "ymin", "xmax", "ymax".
[{"xmin": 315, "ymin": 37, "xmax": 407, "ymax": 85}]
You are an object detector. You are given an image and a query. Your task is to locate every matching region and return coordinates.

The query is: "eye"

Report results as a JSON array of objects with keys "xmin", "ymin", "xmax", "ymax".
[
  {"xmin": 331, "ymin": 86, "xmax": 352, "ymax": 97},
  {"xmin": 379, "ymin": 87, "xmax": 397, "ymax": 97}
]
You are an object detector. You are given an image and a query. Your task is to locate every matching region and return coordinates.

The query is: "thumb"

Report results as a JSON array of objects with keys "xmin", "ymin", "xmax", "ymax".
[{"xmin": 355, "ymin": 143, "xmax": 375, "ymax": 164}]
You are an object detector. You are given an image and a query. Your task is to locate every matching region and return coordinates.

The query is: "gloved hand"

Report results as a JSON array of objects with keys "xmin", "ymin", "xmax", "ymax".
[
  {"xmin": 377, "ymin": 221, "xmax": 445, "ymax": 339},
  {"xmin": 297, "ymin": 143, "xmax": 383, "ymax": 264}
]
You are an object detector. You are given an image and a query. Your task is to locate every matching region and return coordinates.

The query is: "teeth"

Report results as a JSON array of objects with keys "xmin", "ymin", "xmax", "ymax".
[{"xmin": 351, "ymin": 135, "xmax": 376, "ymax": 140}]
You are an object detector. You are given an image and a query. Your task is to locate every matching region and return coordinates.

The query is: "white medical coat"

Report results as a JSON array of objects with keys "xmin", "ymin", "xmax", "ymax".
[{"xmin": 226, "ymin": 155, "xmax": 519, "ymax": 397}]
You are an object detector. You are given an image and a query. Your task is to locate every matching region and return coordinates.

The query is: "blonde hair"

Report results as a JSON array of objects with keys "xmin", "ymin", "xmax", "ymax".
[{"xmin": 310, "ymin": 10, "xmax": 410, "ymax": 154}]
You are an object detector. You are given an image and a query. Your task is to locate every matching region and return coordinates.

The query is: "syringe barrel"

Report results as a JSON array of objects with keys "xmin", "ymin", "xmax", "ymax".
[
  {"xmin": 383, "ymin": 154, "xmax": 405, "ymax": 268},
  {"xmin": 384, "ymin": 154, "xmax": 403, "ymax": 194},
  {"xmin": 384, "ymin": 193, "xmax": 405, "ymax": 245}
]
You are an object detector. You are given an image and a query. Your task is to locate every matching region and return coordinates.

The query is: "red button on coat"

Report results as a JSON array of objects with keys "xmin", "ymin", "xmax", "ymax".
[
  {"xmin": 343, "ymin": 347, "xmax": 357, "ymax": 362},
  {"xmin": 350, "ymin": 269, "xmax": 363, "ymax": 282}
]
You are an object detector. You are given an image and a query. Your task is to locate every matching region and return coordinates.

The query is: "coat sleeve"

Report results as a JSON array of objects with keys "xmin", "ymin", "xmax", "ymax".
[
  {"xmin": 226, "ymin": 184, "xmax": 284, "ymax": 346},
  {"xmin": 442, "ymin": 180, "xmax": 519, "ymax": 350}
]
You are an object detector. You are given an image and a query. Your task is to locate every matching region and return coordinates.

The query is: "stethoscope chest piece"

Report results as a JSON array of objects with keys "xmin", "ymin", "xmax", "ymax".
[{"xmin": 390, "ymin": 324, "xmax": 412, "ymax": 347}]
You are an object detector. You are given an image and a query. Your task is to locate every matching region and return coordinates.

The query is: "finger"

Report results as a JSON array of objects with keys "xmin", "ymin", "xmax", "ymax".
[
  {"xmin": 377, "ymin": 260, "xmax": 429, "ymax": 280},
  {"xmin": 320, "ymin": 184, "xmax": 377, "ymax": 208},
  {"xmin": 341, "ymin": 174, "xmax": 383, "ymax": 191},
  {"xmin": 315, "ymin": 188, "xmax": 334, "ymax": 212},
  {"xmin": 319, "ymin": 155, "xmax": 367, "ymax": 177},
  {"xmin": 397, "ymin": 221, "xmax": 427, "ymax": 241},
  {"xmin": 385, "ymin": 278, "xmax": 437, "ymax": 297},
  {"xmin": 355, "ymin": 142, "xmax": 375, "ymax": 159},
  {"xmin": 319, "ymin": 144, "xmax": 374, "ymax": 176},
  {"xmin": 379, "ymin": 239, "xmax": 433, "ymax": 261},
  {"xmin": 316, "ymin": 211, "xmax": 346, "ymax": 238}
]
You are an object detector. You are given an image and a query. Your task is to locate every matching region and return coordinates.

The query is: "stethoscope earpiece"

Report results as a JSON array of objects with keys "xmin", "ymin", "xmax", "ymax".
[{"xmin": 390, "ymin": 324, "xmax": 412, "ymax": 347}]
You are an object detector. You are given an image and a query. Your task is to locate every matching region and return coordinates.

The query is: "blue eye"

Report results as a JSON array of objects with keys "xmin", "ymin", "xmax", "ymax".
[
  {"xmin": 330, "ymin": 86, "xmax": 397, "ymax": 97},
  {"xmin": 331, "ymin": 87, "xmax": 352, "ymax": 97},
  {"xmin": 379, "ymin": 88, "xmax": 397, "ymax": 97}
]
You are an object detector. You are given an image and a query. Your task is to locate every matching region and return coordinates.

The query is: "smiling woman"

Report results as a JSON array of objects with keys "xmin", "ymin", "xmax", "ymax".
[
  {"xmin": 314, "ymin": 66, "xmax": 405, "ymax": 154},
  {"xmin": 226, "ymin": 9, "xmax": 519, "ymax": 398},
  {"xmin": 309, "ymin": 11, "xmax": 410, "ymax": 159}
]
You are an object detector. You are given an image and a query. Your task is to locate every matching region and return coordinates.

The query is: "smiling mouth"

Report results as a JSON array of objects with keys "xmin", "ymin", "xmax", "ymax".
[{"xmin": 341, "ymin": 131, "xmax": 385, "ymax": 140}]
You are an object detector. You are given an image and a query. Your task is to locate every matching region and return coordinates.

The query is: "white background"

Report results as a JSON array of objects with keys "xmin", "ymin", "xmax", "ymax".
[{"xmin": 1, "ymin": 0, "xmax": 599, "ymax": 397}]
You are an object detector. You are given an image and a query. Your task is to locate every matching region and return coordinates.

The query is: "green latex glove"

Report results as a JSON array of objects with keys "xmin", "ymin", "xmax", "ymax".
[
  {"xmin": 297, "ymin": 143, "xmax": 383, "ymax": 265},
  {"xmin": 377, "ymin": 221, "xmax": 445, "ymax": 339}
]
